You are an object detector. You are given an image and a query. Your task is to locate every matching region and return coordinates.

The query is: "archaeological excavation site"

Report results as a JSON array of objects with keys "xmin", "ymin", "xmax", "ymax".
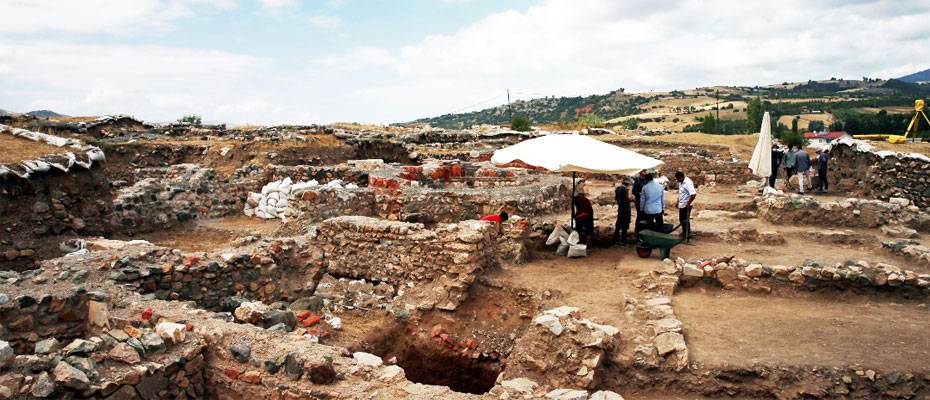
[{"xmin": 2, "ymin": 114, "xmax": 930, "ymax": 400}]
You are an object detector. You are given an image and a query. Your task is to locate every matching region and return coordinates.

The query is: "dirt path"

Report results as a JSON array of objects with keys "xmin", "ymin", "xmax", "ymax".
[{"xmin": 675, "ymin": 287, "xmax": 930, "ymax": 370}]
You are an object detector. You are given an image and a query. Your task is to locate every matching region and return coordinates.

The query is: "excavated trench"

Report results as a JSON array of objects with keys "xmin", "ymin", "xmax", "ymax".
[{"xmin": 347, "ymin": 282, "xmax": 540, "ymax": 394}]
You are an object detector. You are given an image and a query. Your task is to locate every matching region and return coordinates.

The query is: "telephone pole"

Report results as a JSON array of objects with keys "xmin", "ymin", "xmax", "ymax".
[{"xmin": 715, "ymin": 90, "xmax": 720, "ymax": 133}]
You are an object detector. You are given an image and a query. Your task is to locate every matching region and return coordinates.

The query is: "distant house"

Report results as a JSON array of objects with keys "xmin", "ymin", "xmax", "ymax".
[{"xmin": 803, "ymin": 131, "xmax": 850, "ymax": 145}]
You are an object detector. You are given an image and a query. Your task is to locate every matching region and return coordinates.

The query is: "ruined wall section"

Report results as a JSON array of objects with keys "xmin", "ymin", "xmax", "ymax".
[
  {"xmin": 829, "ymin": 138, "xmax": 930, "ymax": 208},
  {"xmin": 311, "ymin": 216, "xmax": 498, "ymax": 311},
  {"xmin": 756, "ymin": 194, "xmax": 930, "ymax": 232},
  {"xmin": 112, "ymin": 164, "xmax": 260, "ymax": 233},
  {"xmin": 103, "ymin": 238, "xmax": 319, "ymax": 311}
]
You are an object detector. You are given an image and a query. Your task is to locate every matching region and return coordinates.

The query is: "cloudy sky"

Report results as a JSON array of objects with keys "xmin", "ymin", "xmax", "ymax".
[{"xmin": 1, "ymin": 0, "xmax": 928, "ymax": 125}]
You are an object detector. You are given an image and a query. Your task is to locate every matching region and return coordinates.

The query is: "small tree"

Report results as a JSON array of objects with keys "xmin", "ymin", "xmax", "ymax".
[
  {"xmin": 808, "ymin": 120, "xmax": 825, "ymax": 131},
  {"xmin": 511, "ymin": 115, "xmax": 531, "ymax": 132},
  {"xmin": 791, "ymin": 117, "xmax": 799, "ymax": 135},
  {"xmin": 746, "ymin": 97, "xmax": 764, "ymax": 132},
  {"xmin": 782, "ymin": 130, "xmax": 807, "ymax": 148},
  {"xmin": 829, "ymin": 120, "xmax": 844, "ymax": 131},
  {"xmin": 178, "ymin": 114, "xmax": 202, "ymax": 125},
  {"xmin": 623, "ymin": 118, "xmax": 640, "ymax": 130},
  {"xmin": 700, "ymin": 113, "xmax": 717, "ymax": 133}
]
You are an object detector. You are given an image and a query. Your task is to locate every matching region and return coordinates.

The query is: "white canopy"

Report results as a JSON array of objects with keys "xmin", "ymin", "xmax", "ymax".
[
  {"xmin": 490, "ymin": 133, "xmax": 663, "ymax": 175},
  {"xmin": 749, "ymin": 112, "xmax": 773, "ymax": 178}
]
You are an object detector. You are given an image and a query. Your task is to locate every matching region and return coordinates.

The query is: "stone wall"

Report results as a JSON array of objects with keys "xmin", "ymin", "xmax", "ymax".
[
  {"xmin": 828, "ymin": 138, "xmax": 930, "ymax": 208},
  {"xmin": 287, "ymin": 175, "xmax": 567, "ymax": 224},
  {"xmin": 102, "ymin": 238, "xmax": 319, "ymax": 311},
  {"xmin": 1, "ymin": 167, "xmax": 113, "ymax": 270},
  {"xmin": 112, "ymin": 164, "xmax": 260, "ymax": 233},
  {"xmin": 0, "ymin": 288, "xmax": 93, "ymax": 353},
  {"xmin": 676, "ymin": 255, "xmax": 930, "ymax": 296},
  {"xmin": 755, "ymin": 193, "xmax": 930, "ymax": 232},
  {"xmin": 310, "ymin": 216, "xmax": 498, "ymax": 311}
]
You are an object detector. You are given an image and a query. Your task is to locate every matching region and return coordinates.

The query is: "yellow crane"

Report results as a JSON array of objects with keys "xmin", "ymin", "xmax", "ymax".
[{"xmin": 856, "ymin": 99, "xmax": 930, "ymax": 144}]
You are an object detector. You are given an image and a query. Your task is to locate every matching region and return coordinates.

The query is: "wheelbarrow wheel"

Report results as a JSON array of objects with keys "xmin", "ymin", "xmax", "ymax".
[{"xmin": 636, "ymin": 246, "xmax": 652, "ymax": 258}]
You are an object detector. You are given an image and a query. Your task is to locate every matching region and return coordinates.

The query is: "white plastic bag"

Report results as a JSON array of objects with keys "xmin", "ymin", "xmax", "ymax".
[
  {"xmin": 567, "ymin": 231, "xmax": 580, "ymax": 245},
  {"xmin": 546, "ymin": 225, "xmax": 568, "ymax": 246},
  {"xmin": 567, "ymin": 244, "xmax": 587, "ymax": 258},
  {"xmin": 556, "ymin": 238, "xmax": 570, "ymax": 256}
]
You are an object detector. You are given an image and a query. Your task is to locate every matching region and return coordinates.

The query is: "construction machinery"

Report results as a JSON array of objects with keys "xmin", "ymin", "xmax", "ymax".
[{"xmin": 856, "ymin": 99, "xmax": 930, "ymax": 144}]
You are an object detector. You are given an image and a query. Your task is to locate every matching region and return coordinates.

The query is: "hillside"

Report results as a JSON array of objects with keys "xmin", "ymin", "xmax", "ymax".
[
  {"xmin": 24, "ymin": 110, "xmax": 67, "ymax": 118},
  {"xmin": 410, "ymin": 89, "xmax": 648, "ymax": 129},
  {"xmin": 410, "ymin": 79, "xmax": 930, "ymax": 133},
  {"xmin": 899, "ymin": 68, "xmax": 930, "ymax": 83}
]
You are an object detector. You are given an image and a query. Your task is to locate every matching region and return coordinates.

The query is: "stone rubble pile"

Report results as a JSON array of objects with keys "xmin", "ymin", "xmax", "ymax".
[
  {"xmin": 676, "ymin": 256, "xmax": 930, "ymax": 295},
  {"xmin": 882, "ymin": 240, "xmax": 930, "ymax": 267},
  {"xmin": 503, "ymin": 306, "xmax": 619, "ymax": 390},
  {"xmin": 0, "ymin": 292, "xmax": 206, "ymax": 399}
]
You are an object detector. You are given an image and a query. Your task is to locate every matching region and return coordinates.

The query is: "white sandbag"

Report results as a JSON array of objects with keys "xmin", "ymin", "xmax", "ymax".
[
  {"xmin": 292, "ymin": 179, "xmax": 319, "ymax": 191},
  {"xmin": 556, "ymin": 242, "xmax": 569, "ymax": 256},
  {"xmin": 346, "ymin": 183, "xmax": 359, "ymax": 189},
  {"xmin": 546, "ymin": 226, "xmax": 568, "ymax": 246},
  {"xmin": 567, "ymin": 231, "xmax": 580, "ymax": 245},
  {"xmin": 567, "ymin": 244, "xmax": 587, "ymax": 258},
  {"xmin": 279, "ymin": 177, "xmax": 293, "ymax": 191}
]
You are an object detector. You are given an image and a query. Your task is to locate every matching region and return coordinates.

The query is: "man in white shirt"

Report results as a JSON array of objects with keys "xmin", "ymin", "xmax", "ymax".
[{"xmin": 675, "ymin": 171, "xmax": 697, "ymax": 243}]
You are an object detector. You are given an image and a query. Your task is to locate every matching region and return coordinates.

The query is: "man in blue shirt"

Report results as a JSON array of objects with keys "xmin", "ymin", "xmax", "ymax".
[{"xmin": 640, "ymin": 173, "xmax": 665, "ymax": 232}]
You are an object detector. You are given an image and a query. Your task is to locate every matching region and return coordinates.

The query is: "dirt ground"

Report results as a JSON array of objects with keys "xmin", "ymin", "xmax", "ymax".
[
  {"xmin": 675, "ymin": 287, "xmax": 930, "ymax": 370},
  {"xmin": 122, "ymin": 216, "xmax": 281, "ymax": 253},
  {"xmin": 0, "ymin": 134, "xmax": 68, "ymax": 164}
]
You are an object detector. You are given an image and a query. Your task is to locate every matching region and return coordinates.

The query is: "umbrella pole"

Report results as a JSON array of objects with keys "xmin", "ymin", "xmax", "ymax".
[{"xmin": 571, "ymin": 172, "xmax": 575, "ymax": 230}]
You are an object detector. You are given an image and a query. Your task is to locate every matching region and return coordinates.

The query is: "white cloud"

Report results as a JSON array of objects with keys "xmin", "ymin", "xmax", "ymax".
[
  {"xmin": 2, "ymin": 0, "xmax": 930, "ymax": 125},
  {"xmin": 0, "ymin": 40, "xmax": 310, "ymax": 123},
  {"xmin": 302, "ymin": 0, "xmax": 930, "ymax": 122},
  {"xmin": 306, "ymin": 14, "xmax": 342, "ymax": 29},
  {"xmin": 257, "ymin": 0, "xmax": 300, "ymax": 10},
  {"xmin": 0, "ymin": 0, "xmax": 237, "ymax": 34}
]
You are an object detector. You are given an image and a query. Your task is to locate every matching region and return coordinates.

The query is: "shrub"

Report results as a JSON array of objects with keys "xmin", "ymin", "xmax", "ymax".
[
  {"xmin": 511, "ymin": 115, "xmax": 531, "ymax": 132},
  {"xmin": 178, "ymin": 114, "xmax": 202, "ymax": 125}
]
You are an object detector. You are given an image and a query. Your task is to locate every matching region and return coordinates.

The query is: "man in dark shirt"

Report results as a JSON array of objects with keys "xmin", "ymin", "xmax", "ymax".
[
  {"xmin": 613, "ymin": 178, "xmax": 634, "ymax": 245},
  {"xmin": 631, "ymin": 169, "xmax": 647, "ymax": 233},
  {"xmin": 573, "ymin": 191, "xmax": 595, "ymax": 246},
  {"xmin": 816, "ymin": 149, "xmax": 829, "ymax": 192},
  {"xmin": 769, "ymin": 148, "xmax": 782, "ymax": 188}
]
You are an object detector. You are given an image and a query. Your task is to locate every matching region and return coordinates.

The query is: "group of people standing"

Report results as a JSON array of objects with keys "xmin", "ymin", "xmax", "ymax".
[
  {"xmin": 611, "ymin": 170, "xmax": 696, "ymax": 245},
  {"xmin": 770, "ymin": 146, "xmax": 829, "ymax": 194}
]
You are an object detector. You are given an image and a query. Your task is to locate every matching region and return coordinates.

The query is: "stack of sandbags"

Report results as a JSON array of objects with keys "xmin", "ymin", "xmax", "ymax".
[
  {"xmin": 546, "ymin": 225, "xmax": 587, "ymax": 258},
  {"xmin": 244, "ymin": 177, "xmax": 298, "ymax": 220},
  {"xmin": 244, "ymin": 178, "xmax": 361, "ymax": 220}
]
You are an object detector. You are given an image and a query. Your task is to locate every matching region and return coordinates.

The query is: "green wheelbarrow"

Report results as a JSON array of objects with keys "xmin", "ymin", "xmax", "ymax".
[{"xmin": 636, "ymin": 223, "xmax": 684, "ymax": 259}]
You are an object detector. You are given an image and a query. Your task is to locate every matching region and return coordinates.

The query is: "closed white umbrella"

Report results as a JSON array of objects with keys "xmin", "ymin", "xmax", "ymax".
[
  {"xmin": 749, "ymin": 112, "xmax": 772, "ymax": 178},
  {"xmin": 491, "ymin": 133, "xmax": 664, "ymax": 227}
]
